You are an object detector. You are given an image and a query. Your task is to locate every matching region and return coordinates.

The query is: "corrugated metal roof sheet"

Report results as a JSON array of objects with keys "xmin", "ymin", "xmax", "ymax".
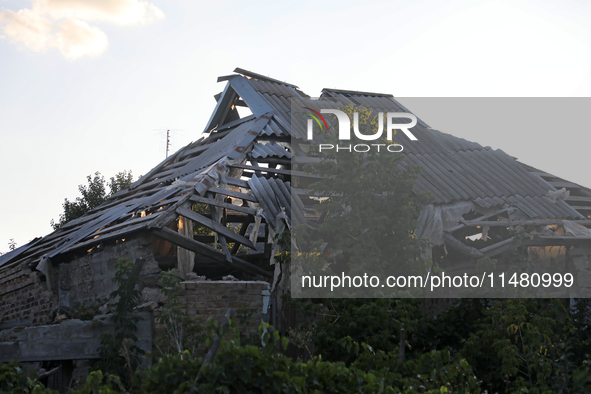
[
  {"xmin": 251, "ymin": 142, "xmax": 291, "ymax": 159},
  {"xmin": 171, "ymin": 118, "xmax": 261, "ymax": 180},
  {"xmin": 248, "ymin": 175, "xmax": 305, "ymax": 228},
  {"xmin": 259, "ymin": 118, "xmax": 287, "ymax": 137},
  {"xmin": 290, "ymin": 90, "xmax": 582, "ymax": 220},
  {"xmin": 6, "ymin": 70, "xmax": 587, "ymax": 273}
]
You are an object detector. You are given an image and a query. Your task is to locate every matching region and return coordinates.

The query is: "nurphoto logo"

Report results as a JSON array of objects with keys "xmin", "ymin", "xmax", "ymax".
[{"xmin": 304, "ymin": 108, "xmax": 419, "ymax": 153}]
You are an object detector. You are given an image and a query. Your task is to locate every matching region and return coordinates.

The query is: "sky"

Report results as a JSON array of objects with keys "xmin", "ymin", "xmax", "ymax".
[{"xmin": 1, "ymin": 0, "xmax": 591, "ymax": 253}]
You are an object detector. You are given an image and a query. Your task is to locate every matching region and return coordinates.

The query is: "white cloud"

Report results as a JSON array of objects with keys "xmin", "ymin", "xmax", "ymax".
[
  {"xmin": 39, "ymin": 0, "xmax": 165, "ymax": 26},
  {"xmin": 54, "ymin": 18, "xmax": 108, "ymax": 59},
  {"xmin": 0, "ymin": 0, "xmax": 164, "ymax": 59}
]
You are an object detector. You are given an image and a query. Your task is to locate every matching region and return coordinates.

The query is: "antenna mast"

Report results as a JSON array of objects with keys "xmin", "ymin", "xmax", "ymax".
[{"xmin": 166, "ymin": 130, "xmax": 171, "ymax": 158}]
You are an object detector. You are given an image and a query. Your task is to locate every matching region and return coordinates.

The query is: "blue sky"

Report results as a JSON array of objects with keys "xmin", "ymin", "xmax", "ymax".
[{"xmin": 1, "ymin": 0, "xmax": 591, "ymax": 252}]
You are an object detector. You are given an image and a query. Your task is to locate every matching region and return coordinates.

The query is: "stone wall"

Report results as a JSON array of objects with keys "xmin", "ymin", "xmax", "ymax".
[
  {"xmin": 153, "ymin": 280, "xmax": 271, "ymax": 338},
  {"xmin": 0, "ymin": 233, "xmax": 160, "ymax": 329},
  {"xmin": 62, "ymin": 234, "xmax": 160, "ymax": 307},
  {"xmin": 0, "ymin": 312, "xmax": 152, "ymax": 362},
  {"xmin": 0, "ymin": 263, "xmax": 57, "ymax": 328}
]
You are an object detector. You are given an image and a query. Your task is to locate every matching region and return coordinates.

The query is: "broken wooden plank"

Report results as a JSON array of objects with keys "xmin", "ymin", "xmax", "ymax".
[
  {"xmin": 208, "ymin": 199, "xmax": 232, "ymax": 262},
  {"xmin": 249, "ymin": 159, "xmax": 263, "ymax": 177},
  {"xmin": 480, "ymin": 237, "xmax": 518, "ymax": 257},
  {"xmin": 230, "ymin": 163, "xmax": 323, "ymax": 179},
  {"xmin": 198, "ymin": 213, "xmax": 250, "ymax": 223},
  {"xmin": 148, "ymin": 193, "xmax": 194, "ymax": 229},
  {"xmin": 224, "ymin": 176, "xmax": 250, "ymax": 189},
  {"xmin": 49, "ymin": 188, "xmax": 180, "ymax": 259},
  {"xmin": 445, "ymin": 209, "xmax": 511, "ymax": 233},
  {"xmin": 194, "ymin": 234, "xmax": 264, "ymax": 244},
  {"xmin": 443, "ymin": 233, "xmax": 483, "ymax": 259},
  {"xmin": 152, "ymin": 227, "xmax": 271, "ymax": 278},
  {"xmin": 79, "ymin": 210, "xmax": 163, "ymax": 237},
  {"xmin": 231, "ymin": 216, "xmax": 255, "ymax": 254},
  {"xmin": 189, "ymin": 195, "xmax": 257, "ymax": 216},
  {"xmin": 207, "ymin": 187, "xmax": 258, "ymax": 202},
  {"xmin": 61, "ymin": 223, "xmax": 151, "ymax": 254},
  {"xmin": 176, "ymin": 206, "xmax": 256, "ymax": 250}
]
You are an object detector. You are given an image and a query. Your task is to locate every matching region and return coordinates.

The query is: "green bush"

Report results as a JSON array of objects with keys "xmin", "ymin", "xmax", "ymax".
[
  {"xmin": 93, "ymin": 258, "xmax": 143, "ymax": 388},
  {"xmin": 13, "ymin": 296, "xmax": 590, "ymax": 394},
  {"xmin": 155, "ymin": 269, "xmax": 205, "ymax": 358},
  {"xmin": 71, "ymin": 371, "xmax": 126, "ymax": 394},
  {"xmin": 0, "ymin": 362, "xmax": 56, "ymax": 394},
  {"xmin": 134, "ymin": 352, "xmax": 202, "ymax": 394}
]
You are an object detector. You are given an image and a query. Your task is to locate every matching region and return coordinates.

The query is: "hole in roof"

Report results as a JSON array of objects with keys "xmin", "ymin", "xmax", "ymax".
[{"xmin": 236, "ymin": 105, "xmax": 253, "ymax": 118}]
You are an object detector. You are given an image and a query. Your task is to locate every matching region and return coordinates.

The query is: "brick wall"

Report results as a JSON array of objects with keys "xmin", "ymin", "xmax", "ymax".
[
  {"xmin": 1, "ymin": 233, "xmax": 158, "ymax": 328},
  {"xmin": 64, "ymin": 234, "xmax": 160, "ymax": 306},
  {"xmin": 153, "ymin": 280, "xmax": 271, "ymax": 338},
  {"xmin": 0, "ymin": 263, "xmax": 57, "ymax": 327}
]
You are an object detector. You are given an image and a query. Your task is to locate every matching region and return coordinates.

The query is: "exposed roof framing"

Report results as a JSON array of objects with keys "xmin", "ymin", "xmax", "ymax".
[{"xmin": 3, "ymin": 67, "xmax": 591, "ymax": 277}]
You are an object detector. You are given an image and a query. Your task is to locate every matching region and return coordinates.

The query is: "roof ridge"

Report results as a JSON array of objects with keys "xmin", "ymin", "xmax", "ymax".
[
  {"xmin": 233, "ymin": 67, "xmax": 300, "ymax": 89},
  {"xmin": 321, "ymin": 87, "xmax": 394, "ymax": 98}
]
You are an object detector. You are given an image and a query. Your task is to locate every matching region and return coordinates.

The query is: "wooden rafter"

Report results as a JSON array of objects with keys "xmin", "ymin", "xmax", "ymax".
[
  {"xmin": 176, "ymin": 206, "xmax": 256, "ymax": 250},
  {"xmin": 189, "ymin": 195, "xmax": 257, "ymax": 216},
  {"xmin": 152, "ymin": 227, "xmax": 271, "ymax": 278}
]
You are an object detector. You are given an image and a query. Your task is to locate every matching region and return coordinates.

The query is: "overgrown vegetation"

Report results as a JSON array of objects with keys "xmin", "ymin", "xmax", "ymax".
[
  {"xmin": 0, "ymin": 362, "xmax": 57, "ymax": 393},
  {"xmin": 3, "ymin": 297, "xmax": 591, "ymax": 393},
  {"xmin": 155, "ymin": 269, "xmax": 205, "ymax": 358},
  {"xmin": 92, "ymin": 258, "xmax": 143, "ymax": 388},
  {"xmin": 4, "ymin": 108, "xmax": 591, "ymax": 392}
]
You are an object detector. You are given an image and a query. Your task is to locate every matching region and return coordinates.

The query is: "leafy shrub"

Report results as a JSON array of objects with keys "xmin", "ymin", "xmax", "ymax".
[
  {"xmin": 155, "ymin": 269, "xmax": 205, "ymax": 358},
  {"xmin": 0, "ymin": 362, "xmax": 56, "ymax": 394},
  {"xmin": 93, "ymin": 258, "xmax": 143, "ymax": 388},
  {"xmin": 72, "ymin": 371, "xmax": 126, "ymax": 394}
]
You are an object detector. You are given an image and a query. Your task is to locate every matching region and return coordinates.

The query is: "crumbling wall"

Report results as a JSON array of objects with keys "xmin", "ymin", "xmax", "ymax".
[
  {"xmin": 153, "ymin": 280, "xmax": 271, "ymax": 339},
  {"xmin": 0, "ymin": 312, "xmax": 152, "ymax": 363},
  {"xmin": 62, "ymin": 234, "xmax": 160, "ymax": 307},
  {"xmin": 0, "ymin": 263, "xmax": 57, "ymax": 328}
]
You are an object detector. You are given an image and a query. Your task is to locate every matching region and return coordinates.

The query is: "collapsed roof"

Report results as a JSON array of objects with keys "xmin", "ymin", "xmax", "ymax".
[{"xmin": 2, "ymin": 67, "xmax": 591, "ymax": 276}]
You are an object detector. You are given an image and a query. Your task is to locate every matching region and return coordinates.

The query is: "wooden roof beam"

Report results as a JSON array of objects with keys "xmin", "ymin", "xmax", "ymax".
[{"xmin": 152, "ymin": 227, "xmax": 271, "ymax": 278}]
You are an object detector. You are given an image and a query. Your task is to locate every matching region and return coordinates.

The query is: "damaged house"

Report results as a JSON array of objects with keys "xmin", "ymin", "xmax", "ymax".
[{"xmin": 2, "ymin": 68, "xmax": 591, "ymax": 384}]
